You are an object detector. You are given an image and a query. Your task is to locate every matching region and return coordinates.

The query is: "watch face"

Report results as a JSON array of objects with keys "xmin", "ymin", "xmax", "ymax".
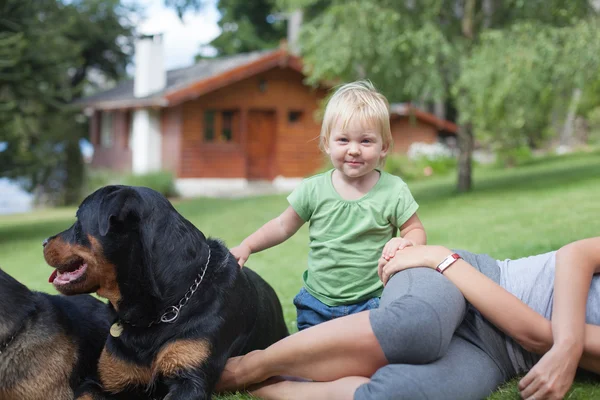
[{"xmin": 437, "ymin": 254, "xmax": 460, "ymax": 273}]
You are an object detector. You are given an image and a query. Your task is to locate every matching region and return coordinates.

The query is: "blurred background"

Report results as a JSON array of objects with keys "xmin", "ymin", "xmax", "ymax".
[{"xmin": 2, "ymin": 0, "xmax": 600, "ymax": 210}]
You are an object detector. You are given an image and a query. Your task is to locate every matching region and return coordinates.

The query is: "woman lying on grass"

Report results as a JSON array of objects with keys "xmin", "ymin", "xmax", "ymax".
[{"xmin": 217, "ymin": 237, "xmax": 600, "ymax": 400}]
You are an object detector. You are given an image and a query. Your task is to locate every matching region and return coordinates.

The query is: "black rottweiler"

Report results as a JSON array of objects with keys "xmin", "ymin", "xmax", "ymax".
[
  {"xmin": 43, "ymin": 185, "xmax": 289, "ymax": 399},
  {"xmin": 0, "ymin": 268, "xmax": 109, "ymax": 400}
]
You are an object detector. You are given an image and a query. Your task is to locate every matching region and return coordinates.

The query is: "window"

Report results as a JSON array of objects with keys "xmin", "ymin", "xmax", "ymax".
[
  {"xmin": 221, "ymin": 111, "xmax": 234, "ymax": 141},
  {"xmin": 203, "ymin": 110, "xmax": 239, "ymax": 143},
  {"xmin": 204, "ymin": 111, "xmax": 215, "ymax": 141},
  {"xmin": 100, "ymin": 112, "xmax": 113, "ymax": 148},
  {"xmin": 288, "ymin": 110, "xmax": 303, "ymax": 124}
]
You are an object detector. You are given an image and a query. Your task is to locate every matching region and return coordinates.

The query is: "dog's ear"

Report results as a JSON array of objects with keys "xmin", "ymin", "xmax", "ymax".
[{"xmin": 98, "ymin": 187, "xmax": 143, "ymax": 236}]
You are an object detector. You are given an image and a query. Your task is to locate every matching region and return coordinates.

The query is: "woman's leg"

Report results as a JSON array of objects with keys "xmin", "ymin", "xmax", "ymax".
[
  {"xmin": 217, "ymin": 268, "xmax": 467, "ymax": 392},
  {"xmin": 355, "ymin": 336, "xmax": 508, "ymax": 400},
  {"xmin": 250, "ymin": 376, "xmax": 369, "ymax": 400},
  {"xmin": 217, "ymin": 311, "xmax": 385, "ymax": 391},
  {"xmin": 248, "ymin": 336, "xmax": 507, "ymax": 400}
]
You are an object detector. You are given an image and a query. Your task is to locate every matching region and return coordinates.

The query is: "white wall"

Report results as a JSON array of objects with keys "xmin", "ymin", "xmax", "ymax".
[{"xmin": 131, "ymin": 109, "xmax": 162, "ymax": 174}]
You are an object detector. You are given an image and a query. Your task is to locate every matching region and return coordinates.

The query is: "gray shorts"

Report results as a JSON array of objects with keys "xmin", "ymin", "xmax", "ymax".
[{"xmin": 355, "ymin": 251, "xmax": 517, "ymax": 400}]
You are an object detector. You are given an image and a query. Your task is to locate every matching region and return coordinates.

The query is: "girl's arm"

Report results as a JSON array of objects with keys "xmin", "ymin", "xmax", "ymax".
[
  {"xmin": 379, "ymin": 243, "xmax": 600, "ymax": 373},
  {"xmin": 398, "ymin": 213, "xmax": 427, "ymax": 246},
  {"xmin": 231, "ymin": 206, "xmax": 305, "ymax": 266}
]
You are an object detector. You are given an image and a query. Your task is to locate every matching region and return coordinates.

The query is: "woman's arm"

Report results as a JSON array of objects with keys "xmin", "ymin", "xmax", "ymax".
[
  {"xmin": 379, "ymin": 243, "xmax": 600, "ymax": 373},
  {"xmin": 514, "ymin": 238, "xmax": 600, "ymax": 400},
  {"xmin": 552, "ymin": 237, "xmax": 600, "ymax": 352}
]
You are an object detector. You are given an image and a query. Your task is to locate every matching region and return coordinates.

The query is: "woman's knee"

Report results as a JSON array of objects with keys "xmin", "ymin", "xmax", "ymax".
[{"xmin": 373, "ymin": 269, "xmax": 466, "ymax": 364}]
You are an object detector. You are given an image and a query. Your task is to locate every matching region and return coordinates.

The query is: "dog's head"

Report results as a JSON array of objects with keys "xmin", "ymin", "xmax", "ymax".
[{"xmin": 43, "ymin": 185, "xmax": 211, "ymax": 321}]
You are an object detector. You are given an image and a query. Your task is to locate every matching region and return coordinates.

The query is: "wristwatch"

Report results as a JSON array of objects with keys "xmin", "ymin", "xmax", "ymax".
[{"xmin": 436, "ymin": 253, "xmax": 462, "ymax": 274}]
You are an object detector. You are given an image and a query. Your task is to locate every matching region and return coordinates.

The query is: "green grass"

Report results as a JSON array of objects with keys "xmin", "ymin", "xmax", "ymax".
[{"xmin": 1, "ymin": 151, "xmax": 600, "ymax": 399}]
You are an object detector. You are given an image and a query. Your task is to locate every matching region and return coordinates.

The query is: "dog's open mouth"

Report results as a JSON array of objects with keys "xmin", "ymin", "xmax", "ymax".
[{"xmin": 49, "ymin": 259, "xmax": 88, "ymax": 286}]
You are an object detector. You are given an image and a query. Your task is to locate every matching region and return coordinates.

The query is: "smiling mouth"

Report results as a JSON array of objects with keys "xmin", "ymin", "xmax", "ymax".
[{"xmin": 49, "ymin": 259, "xmax": 88, "ymax": 286}]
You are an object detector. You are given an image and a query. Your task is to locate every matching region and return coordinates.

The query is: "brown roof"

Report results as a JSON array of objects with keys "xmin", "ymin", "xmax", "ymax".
[
  {"xmin": 79, "ymin": 49, "xmax": 303, "ymax": 110},
  {"xmin": 390, "ymin": 103, "xmax": 458, "ymax": 134}
]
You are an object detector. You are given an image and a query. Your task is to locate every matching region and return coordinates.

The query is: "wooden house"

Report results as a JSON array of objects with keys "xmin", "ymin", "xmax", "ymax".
[{"xmin": 79, "ymin": 35, "xmax": 456, "ymax": 196}]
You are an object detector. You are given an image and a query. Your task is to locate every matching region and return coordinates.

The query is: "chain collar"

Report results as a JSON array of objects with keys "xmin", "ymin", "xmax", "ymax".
[{"xmin": 122, "ymin": 247, "xmax": 211, "ymax": 328}]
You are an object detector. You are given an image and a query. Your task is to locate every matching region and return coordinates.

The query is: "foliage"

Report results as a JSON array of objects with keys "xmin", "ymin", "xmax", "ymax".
[
  {"xmin": 383, "ymin": 154, "xmax": 420, "ymax": 181},
  {"xmin": 0, "ymin": 0, "xmax": 135, "ymax": 205},
  {"xmin": 279, "ymin": 0, "xmax": 600, "ymax": 192},
  {"xmin": 494, "ymin": 145, "xmax": 533, "ymax": 168},
  {"xmin": 384, "ymin": 153, "xmax": 457, "ymax": 181},
  {"xmin": 121, "ymin": 171, "xmax": 178, "ymax": 198},
  {"xmin": 195, "ymin": 0, "xmax": 330, "ymax": 58},
  {"xmin": 85, "ymin": 169, "xmax": 178, "ymax": 199},
  {"xmin": 203, "ymin": 0, "xmax": 286, "ymax": 57},
  {"xmin": 587, "ymin": 107, "xmax": 600, "ymax": 145},
  {"xmin": 164, "ymin": 0, "xmax": 205, "ymax": 19},
  {"xmin": 456, "ymin": 19, "xmax": 600, "ymax": 153}
]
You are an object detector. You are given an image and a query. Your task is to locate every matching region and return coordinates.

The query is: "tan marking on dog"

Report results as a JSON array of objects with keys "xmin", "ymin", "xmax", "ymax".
[
  {"xmin": 0, "ymin": 333, "xmax": 77, "ymax": 400},
  {"xmin": 76, "ymin": 395, "xmax": 95, "ymax": 400},
  {"xmin": 98, "ymin": 348, "xmax": 152, "ymax": 393},
  {"xmin": 154, "ymin": 339, "xmax": 211, "ymax": 377},
  {"xmin": 97, "ymin": 339, "xmax": 211, "ymax": 394},
  {"xmin": 87, "ymin": 236, "xmax": 121, "ymax": 308},
  {"xmin": 44, "ymin": 235, "xmax": 121, "ymax": 309}
]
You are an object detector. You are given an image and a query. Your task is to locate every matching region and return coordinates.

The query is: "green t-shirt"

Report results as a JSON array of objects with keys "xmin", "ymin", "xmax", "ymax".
[{"xmin": 287, "ymin": 169, "xmax": 419, "ymax": 306}]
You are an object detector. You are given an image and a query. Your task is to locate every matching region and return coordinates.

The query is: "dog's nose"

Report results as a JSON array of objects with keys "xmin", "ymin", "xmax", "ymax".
[{"xmin": 42, "ymin": 238, "xmax": 49, "ymax": 247}]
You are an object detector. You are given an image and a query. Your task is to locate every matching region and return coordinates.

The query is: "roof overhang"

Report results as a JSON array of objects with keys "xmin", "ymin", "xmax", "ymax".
[
  {"xmin": 390, "ymin": 103, "xmax": 458, "ymax": 134},
  {"xmin": 79, "ymin": 49, "xmax": 305, "ymax": 112}
]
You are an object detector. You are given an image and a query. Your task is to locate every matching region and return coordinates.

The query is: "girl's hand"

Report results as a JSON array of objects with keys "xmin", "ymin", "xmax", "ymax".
[
  {"xmin": 230, "ymin": 243, "xmax": 251, "ymax": 268},
  {"xmin": 518, "ymin": 344, "xmax": 579, "ymax": 400},
  {"xmin": 382, "ymin": 237, "xmax": 415, "ymax": 260},
  {"xmin": 380, "ymin": 245, "xmax": 449, "ymax": 285}
]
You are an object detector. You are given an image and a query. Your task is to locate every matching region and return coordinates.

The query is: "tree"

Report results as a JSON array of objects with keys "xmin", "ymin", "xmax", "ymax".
[
  {"xmin": 457, "ymin": 20, "xmax": 600, "ymax": 164},
  {"xmin": 279, "ymin": 0, "xmax": 599, "ymax": 191},
  {"xmin": 205, "ymin": 0, "xmax": 286, "ymax": 57},
  {"xmin": 0, "ymin": 0, "xmax": 135, "ymax": 204}
]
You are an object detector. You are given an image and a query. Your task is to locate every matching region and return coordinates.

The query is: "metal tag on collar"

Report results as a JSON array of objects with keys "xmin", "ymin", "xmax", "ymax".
[
  {"xmin": 110, "ymin": 322, "xmax": 124, "ymax": 337},
  {"xmin": 160, "ymin": 306, "xmax": 180, "ymax": 323}
]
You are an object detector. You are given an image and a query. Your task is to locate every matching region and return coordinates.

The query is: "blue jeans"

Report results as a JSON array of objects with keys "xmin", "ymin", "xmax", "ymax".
[{"xmin": 293, "ymin": 287, "xmax": 380, "ymax": 331}]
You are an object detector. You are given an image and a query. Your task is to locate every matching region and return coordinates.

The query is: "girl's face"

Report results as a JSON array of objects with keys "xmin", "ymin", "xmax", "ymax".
[{"xmin": 325, "ymin": 117, "xmax": 388, "ymax": 180}]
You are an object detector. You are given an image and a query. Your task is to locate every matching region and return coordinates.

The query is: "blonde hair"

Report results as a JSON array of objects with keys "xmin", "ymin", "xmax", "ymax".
[{"xmin": 320, "ymin": 80, "xmax": 393, "ymax": 160}]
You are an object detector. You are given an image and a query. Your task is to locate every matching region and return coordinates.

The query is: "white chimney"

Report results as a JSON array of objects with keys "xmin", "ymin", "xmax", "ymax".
[
  {"xmin": 134, "ymin": 34, "xmax": 166, "ymax": 98},
  {"xmin": 287, "ymin": 10, "xmax": 303, "ymax": 55}
]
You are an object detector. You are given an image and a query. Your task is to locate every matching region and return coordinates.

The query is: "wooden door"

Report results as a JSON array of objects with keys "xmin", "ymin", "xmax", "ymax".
[{"xmin": 247, "ymin": 110, "xmax": 276, "ymax": 180}]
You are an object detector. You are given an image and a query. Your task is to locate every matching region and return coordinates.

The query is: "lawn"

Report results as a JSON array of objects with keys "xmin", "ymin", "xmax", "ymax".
[{"xmin": 1, "ymin": 150, "xmax": 599, "ymax": 399}]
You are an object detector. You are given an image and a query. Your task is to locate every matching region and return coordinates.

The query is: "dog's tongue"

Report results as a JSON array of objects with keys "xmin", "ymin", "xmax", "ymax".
[{"xmin": 49, "ymin": 269, "xmax": 58, "ymax": 283}]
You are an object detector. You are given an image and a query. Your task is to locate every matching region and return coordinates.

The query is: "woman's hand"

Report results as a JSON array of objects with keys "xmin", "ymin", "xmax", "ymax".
[
  {"xmin": 518, "ymin": 344, "xmax": 580, "ymax": 400},
  {"xmin": 379, "ymin": 245, "xmax": 449, "ymax": 285}
]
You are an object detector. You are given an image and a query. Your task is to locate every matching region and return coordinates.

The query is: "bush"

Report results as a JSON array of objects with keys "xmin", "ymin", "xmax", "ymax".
[
  {"xmin": 495, "ymin": 145, "xmax": 533, "ymax": 168},
  {"xmin": 85, "ymin": 169, "xmax": 118, "ymax": 194},
  {"xmin": 383, "ymin": 142, "xmax": 458, "ymax": 180},
  {"xmin": 383, "ymin": 154, "xmax": 421, "ymax": 180},
  {"xmin": 587, "ymin": 107, "xmax": 600, "ymax": 145},
  {"xmin": 122, "ymin": 171, "xmax": 178, "ymax": 198},
  {"xmin": 85, "ymin": 169, "xmax": 178, "ymax": 198}
]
